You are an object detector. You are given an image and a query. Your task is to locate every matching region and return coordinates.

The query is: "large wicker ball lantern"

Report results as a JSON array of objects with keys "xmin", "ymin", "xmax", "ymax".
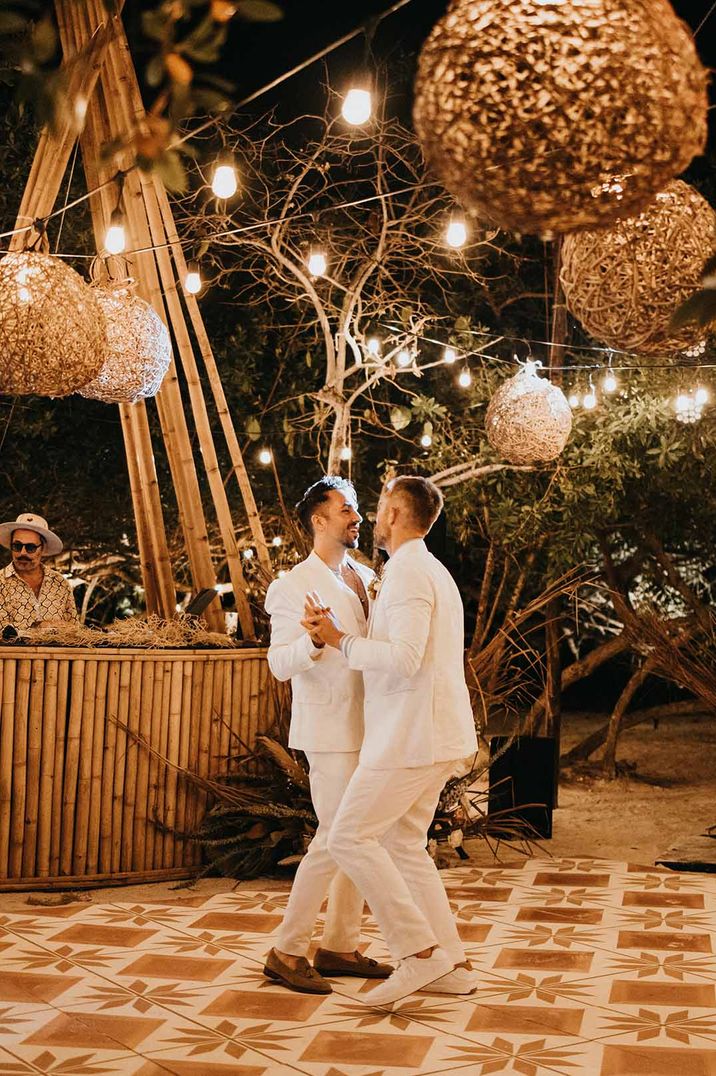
[
  {"xmin": 79, "ymin": 281, "xmax": 172, "ymax": 403},
  {"xmin": 485, "ymin": 363, "xmax": 573, "ymax": 464},
  {"xmin": 0, "ymin": 251, "xmax": 107, "ymax": 396},
  {"xmin": 413, "ymin": 0, "xmax": 708, "ymax": 235},
  {"xmin": 560, "ymin": 181, "xmax": 716, "ymax": 356}
]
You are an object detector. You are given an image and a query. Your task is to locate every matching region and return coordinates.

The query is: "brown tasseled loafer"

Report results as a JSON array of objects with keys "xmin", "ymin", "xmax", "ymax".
[
  {"xmin": 313, "ymin": 948, "xmax": 393, "ymax": 979},
  {"xmin": 263, "ymin": 948, "xmax": 333, "ymax": 994}
]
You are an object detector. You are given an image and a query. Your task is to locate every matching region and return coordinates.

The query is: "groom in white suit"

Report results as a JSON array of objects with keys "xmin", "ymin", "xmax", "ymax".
[
  {"xmin": 263, "ymin": 476, "xmax": 392, "ymax": 994},
  {"xmin": 304, "ymin": 475, "xmax": 478, "ymax": 1006}
]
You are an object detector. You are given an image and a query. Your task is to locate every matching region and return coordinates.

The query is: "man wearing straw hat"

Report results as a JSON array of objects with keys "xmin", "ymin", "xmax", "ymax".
[{"xmin": 0, "ymin": 512, "xmax": 78, "ymax": 632}]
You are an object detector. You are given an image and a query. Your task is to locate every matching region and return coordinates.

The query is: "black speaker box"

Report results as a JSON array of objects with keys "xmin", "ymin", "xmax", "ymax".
[{"xmin": 488, "ymin": 736, "xmax": 555, "ymax": 839}]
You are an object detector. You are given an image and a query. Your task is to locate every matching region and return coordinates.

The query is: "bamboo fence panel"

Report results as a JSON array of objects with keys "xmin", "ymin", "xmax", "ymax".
[{"xmin": 0, "ymin": 648, "xmax": 274, "ymax": 887}]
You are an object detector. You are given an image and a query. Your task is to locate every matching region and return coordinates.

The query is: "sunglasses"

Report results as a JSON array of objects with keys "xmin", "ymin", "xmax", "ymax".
[{"xmin": 11, "ymin": 541, "xmax": 42, "ymax": 553}]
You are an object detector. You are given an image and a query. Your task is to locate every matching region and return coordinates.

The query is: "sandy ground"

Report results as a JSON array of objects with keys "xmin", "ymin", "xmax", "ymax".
[{"xmin": 1, "ymin": 712, "xmax": 714, "ymax": 913}]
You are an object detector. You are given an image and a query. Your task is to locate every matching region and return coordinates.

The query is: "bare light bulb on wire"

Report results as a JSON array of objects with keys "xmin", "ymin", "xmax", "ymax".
[
  {"xmin": 307, "ymin": 251, "xmax": 327, "ymax": 277},
  {"xmin": 443, "ymin": 347, "xmax": 457, "ymax": 364},
  {"xmin": 104, "ymin": 208, "xmax": 126, "ymax": 255},
  {"xmin": 458, "ymin": 368, "xmax": 472, "ymax": 388},
  {"xmin": 420, "ymin": 423, "xmax": 433, "ymax": 448},
  {"xmin": 445, "ymin": 217, "xmax": 467, "ymax": 249},
  {"xmin": 258, "ymin": 447, "xmax": 272, "ymax": 465},
  {"xmin": 271, "ymin": 535, "xmax": 283, "ymax": 547},
  {"xmin": 366, "ymin": 336, "xmax": 380, "ymax": 357},
  {"xmin": 396, "ymin": 348, "xmax": 412, "ymax": 367},
  {"xmin": 184, "ymin": 261, "xmax": 202, "ymax": 295},
  {"xmin": 568, "ymin": 392, "xmax": 580, "ymax": 408},
  {"xmin": 582, "ymin": 389, "xmax": 597, "ymax": 411},
  {"xmin": 695, "ymin": 386, "xmax": 709, "ymax": 406},
  {"xmin": 341, "ymin": 87, "xmax": 372, "ymax": 125},
  {"xmin": 340, "ymin": 445, "xmax": 352, "ymax": 461},
  {"xmin": 602, "ymin": 371, "xmax": 618, "ymax": 393},
  {"xmin": 211, "ymin": 161, "xmax": 238, "ymax": 199}
]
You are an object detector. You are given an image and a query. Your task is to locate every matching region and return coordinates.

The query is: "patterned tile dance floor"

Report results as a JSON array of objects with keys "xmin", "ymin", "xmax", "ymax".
[{"xmin": 1, "ymin": 857, "xmax": 716, "ymax": 1074}]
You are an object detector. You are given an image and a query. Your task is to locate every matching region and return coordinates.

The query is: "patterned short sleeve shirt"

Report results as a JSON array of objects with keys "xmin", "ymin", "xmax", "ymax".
[{"xmin": 0, "ymin": 563, "xmax": 79, "ymax": 630}]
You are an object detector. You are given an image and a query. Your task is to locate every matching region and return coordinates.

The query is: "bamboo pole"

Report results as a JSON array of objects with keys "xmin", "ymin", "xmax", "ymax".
[
  {"xmin": 173, "ymin": 660, "xmax": 193, "ymax": 866},
  {"xmin": 37, "ymin": 659, "xmax": 58, "ymax": 877},
  {"xmin": 72, "ymin": 660, "xmax": 97, "ymax": 875},
  {"xmin": 154, "ymin": 659, "xmax": 173, "ymax": 867},
  {"xmin": 144, "ymin": 657, "xmax": 164, "ymax": 870},
  {"xmin": 9, "ymin": 660, "xmax": 32, "ymax": 877},
  {"xmin": 185, "ymin": 658, "xmax": 204, "ymax": 864},
  {"xmin": 220, "ymin": 659, "xmax": 233, "ymax": 775},
  {"xmin": 120, "ymin": 659, "xmax": 143, "ymax": 872},
  {"xmin": 163, "ymin": 660, "xmax": 184, "ymax": 868},
  {"xmin": 87, "ymin": 660, "xmax": 108, "ymax": 874},
  {"xmin": 60, "ymin": 660, "xmax": 85, "ymax": 875},
  {"xmin": 111, "ymin": 660, "xmax": 131, "ymax": 874},
  {"xmin": 21, "ymin": 660, "xmax": 45, "ymax": 877},
  {"xmin": 132, "ymin": 660, "xmax": 155, "ymax": 870},
  {"xmin": 100, "ymin": 659, "xmax": 120, "ymax": 874},
  {"xmin": 49, "ymin": 660, "xmax": 69, "ymax": 877},
  {"xmin": 0, "ymin": 661, "xmax": 16, "ymax": 876}
]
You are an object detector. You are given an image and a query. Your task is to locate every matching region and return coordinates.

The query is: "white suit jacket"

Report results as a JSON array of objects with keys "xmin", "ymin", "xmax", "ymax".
[
  {"xmin": 343, "ymin": 539, "xmax": 477, "ymax": 769},
  {"xmin": 265, "ymin": 551, "xmax": 374, "ymax": 753}
]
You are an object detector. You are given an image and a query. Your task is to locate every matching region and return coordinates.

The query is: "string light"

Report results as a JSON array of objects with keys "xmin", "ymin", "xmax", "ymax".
[
  {"xmin": 341, "ymin": 87, "xmax": 372, "ymax": 125},
  {"xmin": 695, "ymin": 386, "xmax": 709, "ymax": 406},
  {"xmin": 458, "ymin": 368, "xmax": 472, "ymax": 388},
  {"xmin": 366, "ymin": 336, "xmax": 381, "ymax": 356},
  {"xmin": 104, "ymin": 208, "xmax": 126, "ymax": 255},
  {"xmin": 420, "ymin": 422, "xmax": 433, "ymax": 448},
  {"xmin": 602, "ymin": 371, "xmax": 618, "ymax": 393},
  {"xmin": 340, "ymin": 445, "xmax": 352, "ymax": 460},
  {"xmin": 183, "ymin": 260, "xmax": 202, "ymax": 295},
  {"xmin": 271, "ymin": 535, "xmax": 283, "ymax": 547},
  {"xmin": 396, "ymin": 348, "xmax": 412, "ymax": 367},
  {"xmin": 582, "ymin": 380, "xmax": 597, "ymax": 410},
  {"xmin": 258, "ymin": 447, "xmax": 272, "ymax": 465},
  {"xmin": 307, "ymin": 250, "xmax": 327, "ymax": 277},
  {"xmin": 443, "ymin": 347, "xmax": 457, "ymax": 364},
  {"xmin": 445, "ymin": 216, "xmax": 467, "ymax": 249},
  {"xmin": 243, "ymin": 547, "xmax": 255, "ymax": 559},
  {"xmin": 211, "ymin": 161, "xmax": 238, "ymax": 199},
  {"xmin": 568, "ymin": 392, "xmax": 581, "ymax": 408}
]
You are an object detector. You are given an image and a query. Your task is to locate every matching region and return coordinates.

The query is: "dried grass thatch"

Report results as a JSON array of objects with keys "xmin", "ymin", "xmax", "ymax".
[
  {"xmin": 413, "ymin": 0, "xmax": 708, "ymax": 235},
  {"xmin": 561, "ymin": 181, "xmax": 716, "ymax": 355},
  {"xmin": 16, "ymin": 614, "xmax": 237, "ymax": 649}
]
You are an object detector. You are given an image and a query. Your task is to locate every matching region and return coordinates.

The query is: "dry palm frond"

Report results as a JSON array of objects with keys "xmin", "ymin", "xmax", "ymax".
[
  {"xmin": 634, "ymin": 608, "xmax": 716, "ymax": 711},
  {"xmin": 255, "ymin": 736, "xmax": 311, "ymax": 791}
]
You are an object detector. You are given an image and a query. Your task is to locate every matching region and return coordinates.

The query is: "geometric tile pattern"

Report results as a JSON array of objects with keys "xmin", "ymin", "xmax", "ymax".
[{"xmin": 0, "ymin": 857, "xmax": 715, "ymax": 1073}]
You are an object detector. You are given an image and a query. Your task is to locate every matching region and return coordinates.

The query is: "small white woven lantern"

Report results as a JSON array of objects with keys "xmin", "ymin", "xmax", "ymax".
[
  {"xmin": 413, "ymin": 0, "xmax": 708, "ymax": 235},
  {"xmin": 486, "ymin": 364, "xmax": 573, "ymax": 464},
  {"xmin": 560, "ymin": 181, "xmax": 716, "ymax": 356},
  {"xmin": 79, "ymin": 281, "xmax": 171, "ymax": 404},
  {"xmin": 0, "ymin": 251, "xmax": 107, "ymax": 396}
]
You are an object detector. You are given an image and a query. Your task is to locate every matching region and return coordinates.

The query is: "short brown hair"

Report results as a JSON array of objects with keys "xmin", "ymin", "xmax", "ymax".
[{"xmin": 389, "ymin": 475, "xmax": 443, "ymax": 532}]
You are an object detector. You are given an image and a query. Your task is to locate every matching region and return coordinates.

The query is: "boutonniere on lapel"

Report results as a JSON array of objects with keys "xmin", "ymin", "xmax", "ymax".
[{"xmin": 367, "ymin": 566, "xmax": 384, "ymax": 602}]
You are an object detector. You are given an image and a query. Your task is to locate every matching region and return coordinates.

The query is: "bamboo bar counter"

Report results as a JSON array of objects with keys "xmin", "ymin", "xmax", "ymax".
[{"xmin": 0, "ymin": 645, "xmax": 273, "ymax": 890}]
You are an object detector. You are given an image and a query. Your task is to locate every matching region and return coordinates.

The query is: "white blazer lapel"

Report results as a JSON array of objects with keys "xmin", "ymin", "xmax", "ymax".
[{"xmin": 306, "ymin": 552, "xmax": 366, "ymax": 636}]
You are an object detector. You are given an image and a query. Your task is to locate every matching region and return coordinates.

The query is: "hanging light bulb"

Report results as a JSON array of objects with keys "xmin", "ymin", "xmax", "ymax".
[
  {"xmin": 341, "ymin": 86, "xmax": 372, "ymax": 125},
  {"xmin": 445, "ymin": 216, "xmax": 467, "ymax": 249},
  {"xmin": 258, "ymin": 447, "xmax": 272, "ymax": 465},
  {"xmin": 340, "ymin": 445, "xmax": 352, "ymax": 461},
  {"xmin": 183, "ymin": 260, "xmax": 202, "ymax": 295},
  {"xmin": 243, "ymin": 547, "xmax": 254, "ymax": 560},
  {"xmin": 420, "ymin": 422, "xmax": 433, "ymax": 448},
  {"xmin": 568, "ymin": 392, "xmax": 581, "ymax": 408},
  {"xmin": 396, "ymin": 348, "xmax": 412, "ymax": 367},
  {"xmin": 602, "ymin": 371, "xmax": 618, "ymax": 393},
  {"xmin": 458, "ymin": 368, "xmax": 472, "ymax": 388},
  {"xmin": 211, "ymin": 160, "xmax": 238, "ymax": 199},
  {"xmin": 366, "ymin": 336, "xmax": 381, "ymax": 357},
  {"xmin": 695, "ymin": 386, "xmax": 709, "ymax": 406},
  {"xmin": 271, "ymin": 535, "xmax": 283, "ymax": 547},
  {"xmin": 307, "ymin": 250, "xmax": 327, "ymax": 277},
  {"xmin": 582, "ymin": 379, "xmax": 597, "ymax": 410},
  {"xmin": 675, "ymin": 393, "xmax": 690, "ymax": 413},
  {"xmin": 104, "ymin": 208, "xmax": 126, "ymax": 255},
  {"xmin": 443, "ymin": 347, "xmax": 457, "ymax": 364}
]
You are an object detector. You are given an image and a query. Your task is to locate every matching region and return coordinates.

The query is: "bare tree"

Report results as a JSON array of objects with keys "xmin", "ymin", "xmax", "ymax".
[{"xmin": 177, "ymin": 95, "xmax": 501, "ymax": 472}]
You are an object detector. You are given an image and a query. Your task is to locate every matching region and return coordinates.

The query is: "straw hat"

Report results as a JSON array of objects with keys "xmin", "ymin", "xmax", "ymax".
[{"xmin": 0, "ymin": 513, "xmax": 63, "ymax": 556}]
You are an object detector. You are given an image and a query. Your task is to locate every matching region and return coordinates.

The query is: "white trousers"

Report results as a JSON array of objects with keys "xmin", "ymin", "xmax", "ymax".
[
  {"xmin": 275, "ymin": 750, "xmax": 364, "ymax": 957},
  {"xmin": 327, "ymin": 761, "xmax": 466, "ymax": 964}
]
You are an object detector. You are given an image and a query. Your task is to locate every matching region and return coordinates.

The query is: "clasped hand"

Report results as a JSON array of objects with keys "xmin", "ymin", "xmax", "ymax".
[{"xmin": 301, "ymin": 590, "xmax": 344, "ymax": 649}]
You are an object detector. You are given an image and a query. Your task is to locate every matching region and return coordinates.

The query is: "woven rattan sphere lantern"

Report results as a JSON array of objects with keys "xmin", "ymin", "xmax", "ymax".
[
  {"xmin": 560, "ymin": 181, "xmax": 716, "ymax": 356},
  {"xmin": 413, "ymin": 0, "xmax": 708, "ymax": 235},
  {"xmin": 79, "ymin": 281, "xmax": 171, "ymax": 403},
  {"xmin": 0, "ymin": 251, "xmax": 107, "ymax": 396},
  {"xmin": 486, "ymin": 363, "xmax": 573, "ymax": 464}
]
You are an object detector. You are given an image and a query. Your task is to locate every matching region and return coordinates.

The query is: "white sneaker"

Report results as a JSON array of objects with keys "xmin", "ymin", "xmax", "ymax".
[
  {"xmin": 362, "ymin": 947, "xmax": 454, "ymax": 1008},
  {"xmin": 419, "ymin": 963, "xmax": 478, "ymax": 995}
]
